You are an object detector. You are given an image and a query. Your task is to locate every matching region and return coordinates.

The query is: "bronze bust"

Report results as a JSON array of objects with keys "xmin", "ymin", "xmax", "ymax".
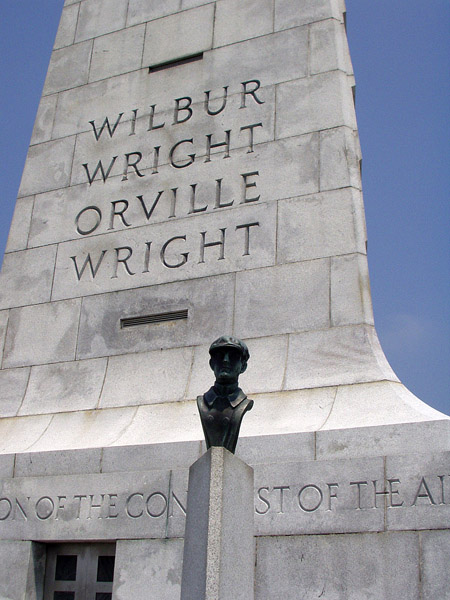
[{"xmin": 197, "ymin": 336, "xmax": 253, "ymax": 454}]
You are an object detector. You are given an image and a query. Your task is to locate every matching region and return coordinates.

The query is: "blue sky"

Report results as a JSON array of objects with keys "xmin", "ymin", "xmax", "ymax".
[{"xmin": 0, "ymin": 1, "xmax": 448, "ymax": 415}]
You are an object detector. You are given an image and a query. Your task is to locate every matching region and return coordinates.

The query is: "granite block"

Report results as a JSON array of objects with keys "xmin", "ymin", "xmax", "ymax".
[
  {"xmin": 214, "ymin": 0, "xmax": 273, "ymax": 48},
  {"xmin": 65, "ymin": 0, "xmax": 81, "ymax": 5},
  {"xmin": 285, "ymin": 325, "xmax": 397, "ymax": 390},
  {"xmin": 3, "ymin": 299, "xmax": 81, "ymax": 369},
  {"xmin": 274, "ymin": 0, "xmax": 342, "ymax": 30},
  {"xmin": 0, "ymin": 310, "xmax": 8, "ymax": 365},
  {"xmin": 75, "ymin": 275, "xmax": 235, "ymax": 359},
  {"xmin": 0, "ymin": 414, "xmax": 53, "ymax": 454},
  {"xmin": 276, "ymin": 71, "xmax": 356, "ymax": 139},
  {"xmin": 0, "ymin": 245, "xmax": 57, "ymax": 310},
  {"xmin": 99, "ymin": 347, "xmax": 193, "ymax": 408},
  {"xmin": 254, "ymin": 456, "xmax": 385, "ymax": 535},
  {"xmin": 277, "ymin": 189, "xmax": 363, "ymax": 264},
  {"xmin": 18, "ymin": 136, "xmax": 75, "ymax": 197},
  {"xmin": 0, "ymin": 367, "xmax": 30, "ymax": 418},
  {"xmin": 89, "ymin": 24, "xmax": 146, "ymax": 82},
  {"xmin": 385, "ymin": 452, "xmax": 450, "ymax": 531},
  {"xmin": 0, "ymin": 541, "xmax": 45, "ymax": 600},
  {"xmin": 181, "ymin": 0, "xmax": 213, "ymax": 7},
  {"xmin": 22, "ymin": 407, "xmax": 137, "ymax": 453},
  {"xmin": 255, "ymin": 532, "xmax": 420, "ymax": 600},
  {"xmin": 30, "ymin": 94, "xmax": 58, "ymax": 145},
  {"xmin": 238, "ymin": 431, "xmax": 316, "ymax": 465},
  {"xmin": 19, "ymin": 358, "xmax": 107, "ymax": 416},
  {"xmin": 110, "ymin": 402, "xmax": 201, "ymax": 448},
  {"xmin": 309, "ymin": 18, "xmax": 347, "ymax": 75},
  {"xmin": 75, "ymin": 0, "xmax": 128, "ymax": 42},
  {"xmin": 319, "ymin": 126, "xmax": 361, "ymax": 191},
  {"xmin": 187, "ymin": 335, "xmax": 288, "ymax": 399},
  {"xmin": 331, "ymin": 253, "xmax": 373, "ymax": 326},
  {"xmin": 317, "ymin": 380, "xmax": 447, "ymax": 434},
  {"xmin": 238, "ymin": 388, "xmax": 337, "ymax": 441},
  {"xmin": 43, "ymin": 40, "xmax": 93, "ymax": 95},
  {"xmin": 317, "ymin": 419, "xmax": 450, "ymax": 460},
  {"xmin": 5, "ymin": 196, "xmax": 34, "ymax": 253},
  {"xmin": 0, "ymin": 453, "xmax": 15, "ymax": 478},
  {"xmin": 54, "ymin": 3, "xmax": 79, "ymax": 49},
  {"xmin": 421, "ymin": 530, "xmax": 450, "ymax": 600},
  {"xmin": 234, "ymin": 260, "xmax": 330, "ymax": 339},
  {"xmin": 127, "ymin": 0, "xmax": 182, "ymax": 26},
  {"xmin": 113, "ymin": 539, "xmax": 184, "ymax": 600},
  {"xmin": 181, "ymin": 448, "xmax": 254, "ymax": 600},
  {"xmin": 101, "ymin": 440, "xmax": 203, "ymax": 473},
  {"xmin": 143, "ymin": 5, "xmax": 214, "ymax": 68},
  {"xmin": 14, "ymin": 448, "xmax": 102, "ymax": 478}
]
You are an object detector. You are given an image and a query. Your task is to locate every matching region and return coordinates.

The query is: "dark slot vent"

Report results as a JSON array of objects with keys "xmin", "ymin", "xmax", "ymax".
[
  {"xmin": 148, "ymin": 53, "xmax": 203, "ymax": 74},
  {"xmin": 120, "ymin": 309, "xmax": 189, "ymax": 328}
]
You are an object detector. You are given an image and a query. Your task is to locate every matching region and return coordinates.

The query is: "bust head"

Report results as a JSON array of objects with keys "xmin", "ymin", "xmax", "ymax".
[{"xmin": 209, "ymin": 336, "xmax": 249, "ymax": 386}]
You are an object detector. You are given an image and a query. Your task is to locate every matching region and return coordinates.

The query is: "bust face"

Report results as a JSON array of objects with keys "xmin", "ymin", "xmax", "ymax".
[{"xmin": 210, "ymin": 347, "xmax": 246, "ymax": 385}]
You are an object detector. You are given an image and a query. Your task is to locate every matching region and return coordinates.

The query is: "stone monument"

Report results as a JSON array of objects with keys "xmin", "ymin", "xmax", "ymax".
[{"xmin": 0, "ymin": 1, "xmax": 448, "ymax": 598}]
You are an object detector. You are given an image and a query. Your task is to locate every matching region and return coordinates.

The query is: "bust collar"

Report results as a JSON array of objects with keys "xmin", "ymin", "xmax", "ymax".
[{"xmin": 204, "ymin": 386, "xmax": 247, "ymax": 408}]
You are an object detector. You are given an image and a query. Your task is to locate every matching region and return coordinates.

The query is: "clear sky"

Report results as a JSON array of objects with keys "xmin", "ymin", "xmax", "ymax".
[{"xmin": 0, "ymin": 1, "xmax": 448, "ymax": 415}]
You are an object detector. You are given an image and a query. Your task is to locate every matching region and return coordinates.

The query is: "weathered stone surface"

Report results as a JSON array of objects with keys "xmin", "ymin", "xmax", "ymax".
[
  {"xmin": 76, "ymin": 275, "xmax": 235, "ymax": 359},
  {"xmin": 75, "ymin": 0, "xmax": 128, "ymax": 42},
  {"xmin": 421, "ymin": 530, "xmax": 450, "ymax": 600},
  {"xmin": 274, "ymin": 0, "xmax": 342, "ymax": 31},
  {"xmin": 285, "ymin": 325, "xmax": 397, "ymax": 390},
  {"xmin": 0, "ymin": 453, "xmax": 15, "ymax": 478},
  {"xmin": 214, "ymin": 0, "xmax": 273, "ymax": 48},
  {"xmin": 234, "ymin": 260, "xmax": 330, "ymax": 339},
  {"xmin": 52, "ymin": 27, "xmax": 307, "ymax": 138},
  {"xmin": 0, "ymin": 367, "xmax": 30, "ymax": 417},
  {"xmin": 14, "ymin": 448, "xmax": 102, "ymax": 478},
  {"xmin": 101, "ymin": 441, "xmax": 203, "ymax": 473},
  {"xmin": 317, "ymin": 419, "xmax": 450, "ymax": 460},
  {"xmin": 0, "ymin": 245, "xmax": 57, "ymax": 309},
  {"xmin": 19, "ymin": 358, "xmax": 107, "ymax": 416},
  {"xmin": 127, "ymin": 0, "xmax": 182, "ymax": 26},
  {"xmin": 54, "ymin": 3, "xmax": 79, "ymax": 49},
  {"xmin": 3, "ymin": 299, "xmax": 81, "ymax": 369},
  {"xmin": 99, "ymin": 347, "xmax": 193, "ymax": 408},
  {"xmin": 89, "ymin": 24, "xmax": 146, "ymax": 82},
  {"xmin": 331, "ymin": 253, "xmax": 373, "ymax": 326},
  {"xmin": 113, "ymin": 539, "xmax": 184, "ymax": 600},
  {"xmin": 255, "ymin": 532, "xmax": 420, "ymax": 600},
  {"xmin": 385, "ymin": 452, "xmax": 450, "ymax": 531},
  {"xmin": 0, "ymin": 310, "xmax": 9, "ymax": 366},
  {"xmin": 0, "ymin": 541, "xmax": 45, "ymax": 600},
  {"xmin": 277, "ymin": 189, "xmax": 364, "ymax": 264},
  {"xmin": 43, "ymin": 40, "xmax": 93, "ymax": 95},
  {"xmin": 18, "ymin": 136, "xmax": 75, "ymax": 197},
  {"xmin": 181, "ymin": 448, "xmax": 254, "ymax": 600},
  {"xmin": 30, "ymin": 95, "xmax": 57, "ymax": 144},
  {"xmin": 0, "ymin": 414, "xmax": 53, "ymax": 454},
  {"xmin": 276, "ymin": 71, "xmax": 356, "ymax": 139},
  {"xmin": 254, "ymin": 456, "xmax": 385, "ymax": 535},
  {"xmin": 309, "ymin": 17, "xmax": 348, "ymax": 75},
  {"xmin": 319, "ymin": 126, "xmax": 361, "ymax": 191},
  {"xmin": 143, "ymin": 5, "xmax": 214, "ymax": 68},
  {"xmin": 5, "ymin": 196, "xmax": 34, "ymax": 252}
]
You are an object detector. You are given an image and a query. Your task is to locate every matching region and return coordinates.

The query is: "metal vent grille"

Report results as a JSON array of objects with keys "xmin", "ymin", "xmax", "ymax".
[
  {"xmin": 148, "ymin": 53, "xmax": 203, "ymax": 74},
  {"xmin": 120, "ymin": 309, "xmax": 189, "ymax": 329}
]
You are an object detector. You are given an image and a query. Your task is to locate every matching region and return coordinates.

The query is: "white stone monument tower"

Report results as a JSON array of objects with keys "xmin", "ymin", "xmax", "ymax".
[{"xmin": 0, "ymin": 1, "xmax": 448, "ymax": 598}]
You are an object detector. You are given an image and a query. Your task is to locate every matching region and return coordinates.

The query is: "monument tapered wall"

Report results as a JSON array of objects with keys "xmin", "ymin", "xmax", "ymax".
[{"xmin": 0, "ymin": 1, "xmax": 448, "ymax": 598}]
